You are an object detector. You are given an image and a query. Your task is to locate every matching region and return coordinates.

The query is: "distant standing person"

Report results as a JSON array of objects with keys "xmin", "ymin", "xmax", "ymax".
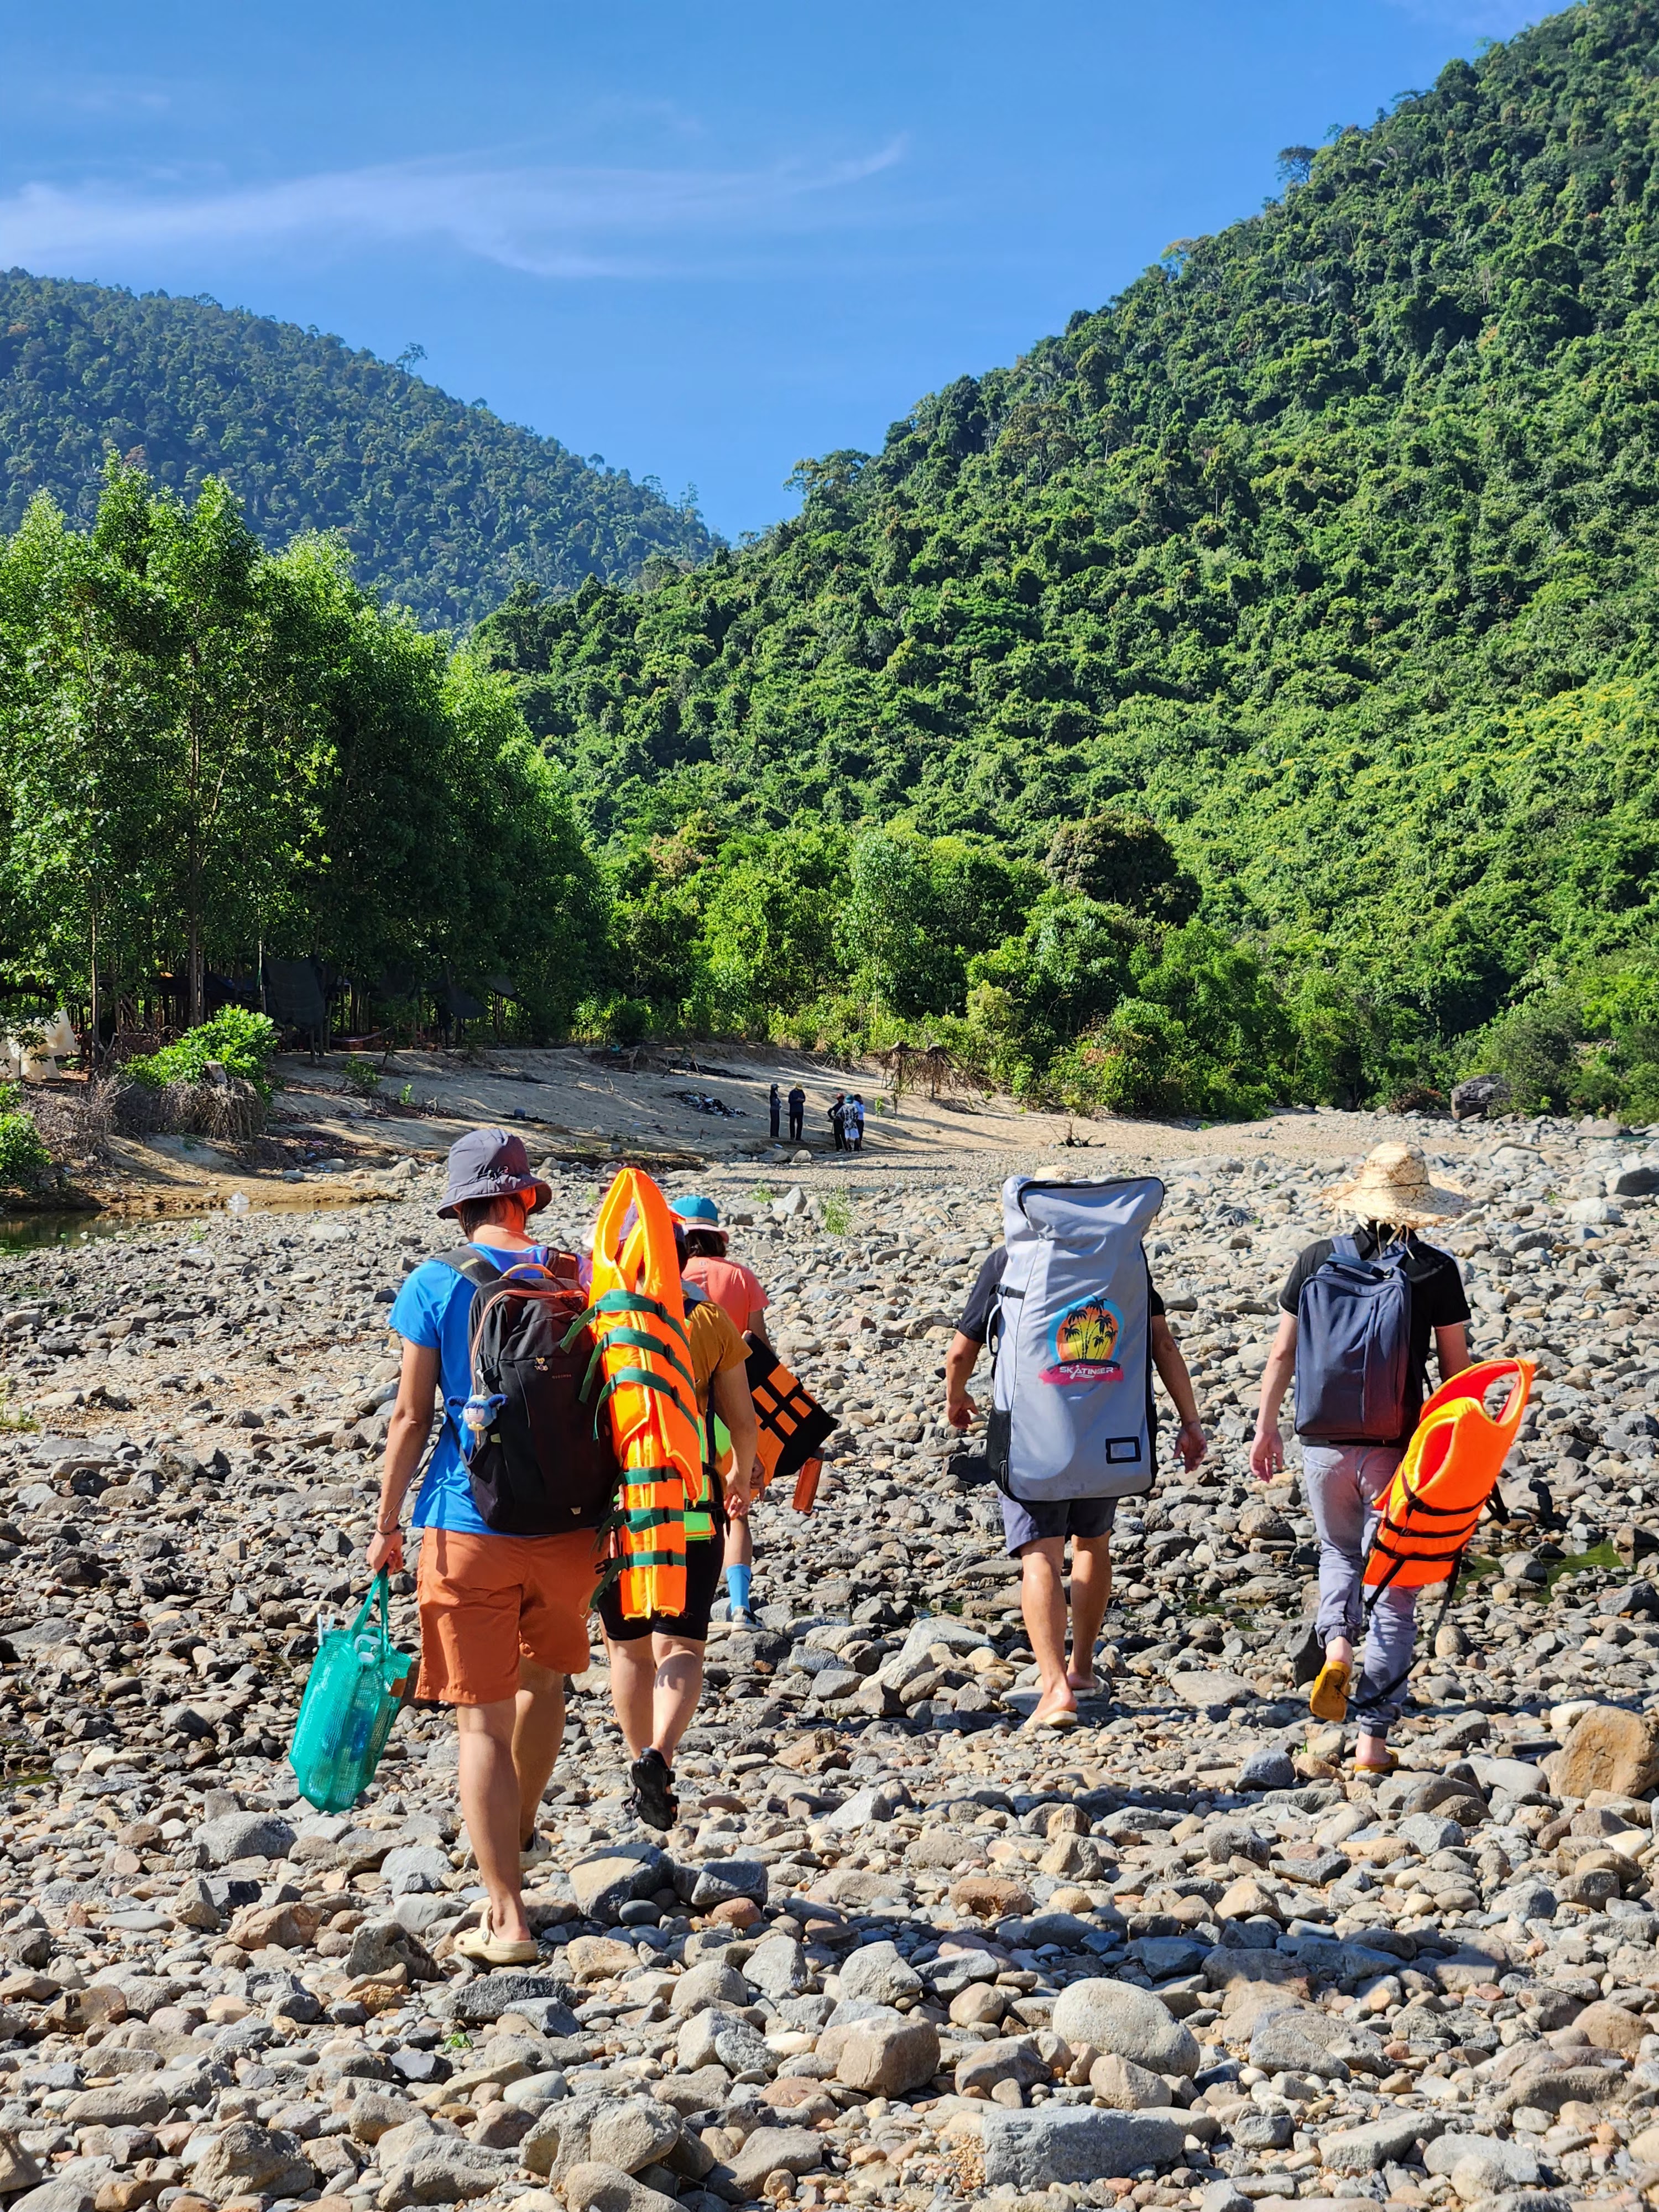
[
  {"xmin": 829, "ymin": 1092, "xmax": 847, "ymax": 1151},
  {"xmin": 848, "ymin": 1094, "xmax": 865, "ymax": 1152},
  {"xmin": 671, "ymin": 1194, "xmax": 770, "ymax": 1629},
  {"xmin": 787, "ymin": 1084, "xmax": 806, "ymax": 1145},
  {"xmin": 769, "ymin": 1084, "xmax": 781, "ymax": 1140}
]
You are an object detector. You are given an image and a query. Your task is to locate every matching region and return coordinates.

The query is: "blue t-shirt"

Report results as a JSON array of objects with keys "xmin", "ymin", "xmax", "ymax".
[{"xmin": 390, "ymin": 1243, "xmax": 567, "ymax": 1537}]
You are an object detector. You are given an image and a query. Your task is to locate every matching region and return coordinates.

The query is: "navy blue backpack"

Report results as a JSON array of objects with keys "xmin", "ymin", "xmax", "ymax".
[{"xmin": 1293, "ymin": 1236, "xmax": 1411, "ymax": 1443}]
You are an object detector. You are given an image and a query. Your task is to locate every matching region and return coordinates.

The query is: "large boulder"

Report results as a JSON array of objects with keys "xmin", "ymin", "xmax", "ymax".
[
  {"xmin": 375, "ymin": 2141, "xmax": 514, "ymax": 2209},
  {"xmin": 191, "ymin": 2123, "xmax": 315, "ymax": 2201},
  {"xmin": 1051, "ymin": 1979, "xmax": 1199, "ymax": 2078},
  {"xmin": 1451, "ymin": 1074, "xmax": 1510, "ymax": 1121},
  {"xmin": 834, "ymin": 2018, "xmax": 941, "ymax": 2095},
  {"xmin": 980, "ymin": 2108, "xmax": 1187, "ymax": 2188},
  {"xmin": 559, "ymin": 2164, "xmax": 678, "ymax": 2212},
  {"xmin": 1322, "ymin": 2114, "xmax": 1442, "ymax": 2175},
  {"xmin": 194, "ymin": 1813, "xmax": 296, "ymax": 1866},
  {"xmin": 1550, "ymin": 1705, "xmax": 1659, "ymax": 1800}
]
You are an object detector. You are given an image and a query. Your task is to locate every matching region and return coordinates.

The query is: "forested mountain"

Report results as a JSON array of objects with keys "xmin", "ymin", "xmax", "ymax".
[
  {"xmin": 0, "ymin": 272, "xmax": 717, "ymax": 625},
  {"xmin": 473, "ymin": 0, "xmax": 1659, "ymax": 1110}
]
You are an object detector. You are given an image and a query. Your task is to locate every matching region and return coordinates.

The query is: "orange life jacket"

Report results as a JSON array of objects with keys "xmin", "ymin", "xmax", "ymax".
[
  {"xmin": 1363, "ymin": 1357, "xmax": 1535, "ymax": 1595},
  {"xmin": 582, "ymin": 1168, "xmax": 709, "ymax": 1620},
  {"xmin": 744, "ymin": 1339, "xmax": 836, "ymax": 1495}
]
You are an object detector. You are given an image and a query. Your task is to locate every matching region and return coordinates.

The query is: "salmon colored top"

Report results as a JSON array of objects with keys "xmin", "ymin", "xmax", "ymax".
[{"xmin": 684, "ymin": 1255, "xmax": 768, "ymax": 1331}]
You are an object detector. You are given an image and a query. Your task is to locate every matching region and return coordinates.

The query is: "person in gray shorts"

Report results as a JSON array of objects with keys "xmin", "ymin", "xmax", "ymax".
[{"xmin": 946, "ymin": 1244, "xmax": 1206, "ymax": 1727}]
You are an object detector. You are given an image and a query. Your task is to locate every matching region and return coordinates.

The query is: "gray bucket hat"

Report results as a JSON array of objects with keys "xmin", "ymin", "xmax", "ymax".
[{"xmin": 437, "ymin": 1127, "xmax": 551, "ymax": 1219}]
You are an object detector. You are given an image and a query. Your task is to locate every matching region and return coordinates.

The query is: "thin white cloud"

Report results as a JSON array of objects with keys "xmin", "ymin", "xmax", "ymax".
[{"xmin": 0, "ymin": 144, "xmax": 906, "ymax": 280}]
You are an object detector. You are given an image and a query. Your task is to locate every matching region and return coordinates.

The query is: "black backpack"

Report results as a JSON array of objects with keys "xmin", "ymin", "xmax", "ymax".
[{"xmin": 437, "ymin": 1250, "xmax": 620, "ymax": 1536}]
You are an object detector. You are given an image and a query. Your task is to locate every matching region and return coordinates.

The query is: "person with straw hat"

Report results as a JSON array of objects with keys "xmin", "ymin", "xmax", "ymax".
[{"xmin": 1250, "ymin": 1142, "xmax": 1472, "ymax": 1775}]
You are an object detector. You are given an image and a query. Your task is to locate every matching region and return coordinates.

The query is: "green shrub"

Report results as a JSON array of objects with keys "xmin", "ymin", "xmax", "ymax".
[
  {"xmin": 126, "ymin": 1009, "xmax": 282, "ymax": 1099},
  {"xmin": 0, "ymin": 1107, "xmax": 49, "ymax": 1188},
  {"xmin": 1464, "ymin": 995, "xmax": 1582, "ymax": 1115},
  {"xmin": 342, "ymin": 1057, "xmax": 382, "ymax": 1097}
]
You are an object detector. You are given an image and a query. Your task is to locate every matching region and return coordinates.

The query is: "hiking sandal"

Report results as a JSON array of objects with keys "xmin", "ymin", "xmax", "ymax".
[{"xmin": 630, "ymin": 1747, "xmax": 679, "ymax": 1832}]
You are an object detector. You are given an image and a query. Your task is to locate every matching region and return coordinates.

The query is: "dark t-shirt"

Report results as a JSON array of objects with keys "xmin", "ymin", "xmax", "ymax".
[
  {"xmin": 1279, "ymin": 1227, "xmax": 1471, "ymax": 1446},
  {"xmin": 957, "ymin": 1244, "xmax": 1165, "ymax": 1344}
]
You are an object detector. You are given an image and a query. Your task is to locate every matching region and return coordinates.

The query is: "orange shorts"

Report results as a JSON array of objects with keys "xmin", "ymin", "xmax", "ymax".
[{"xmin": 414, "ymin": 1528, "xmax": 602, "ymax": 1707}]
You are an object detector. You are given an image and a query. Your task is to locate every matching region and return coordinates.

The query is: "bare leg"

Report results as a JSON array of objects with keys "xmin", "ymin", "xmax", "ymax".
[
  {"xmin": 512, "ymin": 1661, "xmax": 564, "ymax": 1845},
  {"xmin": 1020, "ymin": 1539, "xmax": 1076, "ymax": 1725},
  {"xmin": 455, "ymin": 1700, "xmax": 531, "ymax": 1944},
  {"xmin": 722, "ymin": 1518, "xmax": 753, "ymax": 1575},
  {"xmin": 606, "ymin": 1636, "xmax": 658, "ymax": 1761},
  {"xmin": 606, "ymin": 1634, "xmax": 706, "ymax": 1764},
  {"xmin": 1066, "ymin": 1536, "xmax": 1112, "ymax": 1691},
  {"xmin": 648, "ymin": 1634, "xmax": 705, "ymax": 1764}
]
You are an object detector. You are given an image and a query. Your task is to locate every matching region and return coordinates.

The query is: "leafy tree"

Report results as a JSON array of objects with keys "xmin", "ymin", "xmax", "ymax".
[{"xmin": 0, "ymin": 271, "xmax": 718, "ymax": 624}]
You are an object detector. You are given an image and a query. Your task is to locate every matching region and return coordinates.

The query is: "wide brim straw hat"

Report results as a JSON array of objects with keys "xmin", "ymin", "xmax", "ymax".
[{"xmin": 1324, "ymin": 1141, "xmax": 1469, "ymax": 1228}]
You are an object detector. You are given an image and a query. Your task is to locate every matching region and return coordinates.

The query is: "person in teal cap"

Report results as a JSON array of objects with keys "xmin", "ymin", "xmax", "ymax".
[{"xmin": 670, "ymin": 1194, "xmax": 770, "ymax": 1629}]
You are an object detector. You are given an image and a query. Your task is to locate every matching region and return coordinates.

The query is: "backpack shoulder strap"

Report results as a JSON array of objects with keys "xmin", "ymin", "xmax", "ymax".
[
  {"xmin": 1328, "ymin": 1235, "xmax": 1361, "ymax": 1263},
  {"xmin": 433, "ymin": 1246, "xmax": 503, "ymax": 1290}
]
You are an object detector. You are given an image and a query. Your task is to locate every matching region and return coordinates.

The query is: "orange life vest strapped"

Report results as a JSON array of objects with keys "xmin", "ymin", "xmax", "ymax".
[
  {"xmin": 744, "ymin": 1339, "xmax": 836, "ymax": 1495},
  {"xmin": 580, "ymin": 1168, "xmax": 710, "ymax": 1620},
  {"xmin": 1363, "ymin": 1357, "xmax": 1535, "ymax": 1597}
]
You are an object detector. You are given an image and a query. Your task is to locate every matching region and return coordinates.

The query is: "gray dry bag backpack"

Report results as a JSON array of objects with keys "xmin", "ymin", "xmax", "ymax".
[
  {"xmin": 986, "ymin": 1175, "xmax": 1164, "ymax": 1504},
  {"xmin": 1293, "ymin": 1235, "xmax": 1411, "ymax": 1443}
]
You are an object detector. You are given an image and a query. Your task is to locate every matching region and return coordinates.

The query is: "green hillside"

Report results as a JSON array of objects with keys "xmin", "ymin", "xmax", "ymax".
[
  {"xmin": 0, "ymin": 271, "xmax": 717, "ymax": 625},
  {"xmin": 473, "ymin": 0, "xmax": 1659, "ymax": 1112}
]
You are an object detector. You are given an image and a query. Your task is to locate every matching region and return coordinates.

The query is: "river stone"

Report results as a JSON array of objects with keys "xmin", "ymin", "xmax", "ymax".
[
  {"xmin": 716, "ymin": 2127, "xmax": 827, "ymax": 2194},
  {"xmin": 556, "ymin": 2163, "xmax": 678, "ymax": 2212},
  {"xmin": 191, "ymin": 2121, "xmax": 315, "ymax": 2201},
  {"xmin": 745, "ymin": 1933, "xmax": 809, "ymax": 1997},
  {"xmin": 1551, "ymin": 1705, "xmax": 1659, "ymax": 1800},
  {"xmin": 980, "ymin": 2107, "xmax": 1187, "ymax": 2187},
  {"xmin": 448, "ymin": 1973, "xmax": 574, "ymax": 2026},
  {"xmin": 670, "ymin": 1960, "xmax": 749, "ymax": 2015},
  {"xmin": 62, "ymin": 2081, "xmax": 170, "ymax": 2126},
  {"xmin": 194, "ymin": 1813, "xmax": 296, "ymax": 1866},
  {"xmin": 834, "ymin": 2018, "xmax": 941, "ymax": 2095},
  {"xmin": 1322, "ymin": 2113, "xmax": 1442, "ymax": 2174},
  {"xmin": 568, "ymin": 1845, "xmax": 665, "ymax": 1923},
  {"xmin": 1051, "ymin": 1979, "xmax": 1200, "ymax": 2077},
  {"xmin": 376, "ymin": 2140, "xmax": 514, "ymax": 2209},
  {"xmin": 837, "ymin": 1940, "xmax": 921, "ymax": 2007},
  {"xmin": 690, "ymin": 1858, "xmax": 768, "ymax": 1910},
  {"xmin": 1426, "ymin": 2136, "xmax": 1541, "ymax": 2187},
  {"xmin": 1088, "ymin": 2053, "xmax": 1167, "ymax": 2109},
  {"xmin": 588, "ymin": 2099, "xmax": 682, "ymax": 2175}
]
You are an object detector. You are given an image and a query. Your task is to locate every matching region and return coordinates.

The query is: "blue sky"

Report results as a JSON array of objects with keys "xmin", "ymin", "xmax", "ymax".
[{"xmin": 1, "ymin": 0, "xmax": 1545, "ymax": 540}]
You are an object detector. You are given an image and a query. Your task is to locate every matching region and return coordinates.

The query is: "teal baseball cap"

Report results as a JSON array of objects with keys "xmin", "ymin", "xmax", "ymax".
[{"xmin": 670, "ymin": 1193, "xmax": 721, "ymax": 1225}]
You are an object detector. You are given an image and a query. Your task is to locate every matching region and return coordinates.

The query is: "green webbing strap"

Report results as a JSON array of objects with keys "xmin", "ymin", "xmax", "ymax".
[
  {"xmin": 580, "ymin": 1328, "xmax": 696, "ymax": 1402},
  {"xmin": 591, "ymin": 1367, "xmax": 696, "ymax": 1433},
  {"xmin": 562, "ymin": 1289, "xmax": 691, "ymax": 1352}
]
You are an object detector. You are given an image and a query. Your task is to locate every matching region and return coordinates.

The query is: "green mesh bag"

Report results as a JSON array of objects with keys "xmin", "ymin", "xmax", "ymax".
[{"xmin": 287, "ymin": 1573, "xmax": 416, "ymax": 1813}]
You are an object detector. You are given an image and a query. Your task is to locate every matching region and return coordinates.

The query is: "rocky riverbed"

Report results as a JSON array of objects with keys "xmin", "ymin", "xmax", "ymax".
[{"xmin": 0, "ymin": 1110, "xmax": 1653, "ymax": 2212}]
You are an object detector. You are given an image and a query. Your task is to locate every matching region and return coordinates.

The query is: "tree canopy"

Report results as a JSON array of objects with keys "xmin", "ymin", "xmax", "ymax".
[
  {"xmin": 0, "ymin": 272, "xmax": 718, "ymax": 627},
  {"xmin": 469, "ymin": 0, "xmax": 1659, "ymax": 1114}
]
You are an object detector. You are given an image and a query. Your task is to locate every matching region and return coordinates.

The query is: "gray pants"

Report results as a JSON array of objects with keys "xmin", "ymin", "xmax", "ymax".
[{"xmin": 1302, "ymin": 1442, "xmax": 1416, "ymax": 1733}]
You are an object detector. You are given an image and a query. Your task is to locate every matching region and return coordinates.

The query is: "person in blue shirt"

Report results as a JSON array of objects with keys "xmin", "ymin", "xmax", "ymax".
[{"xmin": 367, "ymin": 1129, "xmax": 599, "ymax": 1967}]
